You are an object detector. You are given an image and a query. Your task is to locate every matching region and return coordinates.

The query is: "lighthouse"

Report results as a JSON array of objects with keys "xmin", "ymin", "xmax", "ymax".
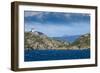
[{"xmin": 31, "ymin": 27, "xmax": 35, "ymax": 32}]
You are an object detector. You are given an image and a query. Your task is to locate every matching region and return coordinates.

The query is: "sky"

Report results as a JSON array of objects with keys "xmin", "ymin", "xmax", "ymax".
[{"xmin": 24, "ymin": 11, "xmax": 90, "ymax": 37}]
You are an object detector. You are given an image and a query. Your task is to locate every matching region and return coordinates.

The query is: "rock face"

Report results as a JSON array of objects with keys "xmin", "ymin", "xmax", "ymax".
[
  {"xmin": 24, "ymin": 31, "xmax": 70, "ymax": 50},
  {"xmin": 25, "ymin": 31, "xmax": 90, "ymax": 50},
  {"xmin": 70, "ymin": 33, "xmax": 90, "ymax": 50}
]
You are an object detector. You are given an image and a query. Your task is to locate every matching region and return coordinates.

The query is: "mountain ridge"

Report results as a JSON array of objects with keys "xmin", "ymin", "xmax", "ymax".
[
  {"xmin": 25, "ymin": 31, "xmax": 70, "ymax": 50},
  {"xmin": 52, "ymin": 35, "xmax": 81, "ymax": 43},
  {"xmin": 25, "ymin": 31, "xmax": 90, "ymax": 50}
]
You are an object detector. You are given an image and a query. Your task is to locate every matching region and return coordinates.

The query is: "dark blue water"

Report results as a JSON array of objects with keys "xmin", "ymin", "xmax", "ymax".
[{"xmin": 24, "ymin": 49, "xmax": 90, "ymax": 62}]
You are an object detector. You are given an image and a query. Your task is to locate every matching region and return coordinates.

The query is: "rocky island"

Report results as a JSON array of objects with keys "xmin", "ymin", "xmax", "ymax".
[{"xmin": 24, "ymin": 31, "xmax": 90, "ymax": 50}]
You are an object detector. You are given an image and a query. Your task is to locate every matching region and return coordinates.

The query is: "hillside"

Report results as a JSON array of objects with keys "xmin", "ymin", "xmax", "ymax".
[
  {"xmin": 24, "ymin": 31, "xmax": 90, "ymax": 50},
  {"xmin": 70, "ymin": 33, "xmax": 90, "ymax": 49},
  {"xmin": 24, "ymin": 31, "xmax": 70, "ymax": 50}
]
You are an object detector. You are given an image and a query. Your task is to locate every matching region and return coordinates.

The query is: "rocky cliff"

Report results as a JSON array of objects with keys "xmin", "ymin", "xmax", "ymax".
[
  {"xmin": 70, "ymin": 33, "xmax": 90, "ymax": 50},
  {"xmin": 25, "ymin": 31, "xmax": 90, "ymax": 50},
  {"xmin": 24, "ymin": 31, "xmax": 70, "ymax": 50}
]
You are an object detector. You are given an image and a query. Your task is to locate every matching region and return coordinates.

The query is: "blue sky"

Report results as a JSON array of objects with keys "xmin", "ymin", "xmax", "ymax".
[{"xmin": 24, "ymin": 11, "xmax": 90, "ymax": 37}]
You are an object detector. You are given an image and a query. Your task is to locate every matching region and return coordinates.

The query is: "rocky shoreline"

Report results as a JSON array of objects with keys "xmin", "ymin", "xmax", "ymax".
[{"xmin": 24, "ymin": 31, "xmax": 90, "ymax": 50}]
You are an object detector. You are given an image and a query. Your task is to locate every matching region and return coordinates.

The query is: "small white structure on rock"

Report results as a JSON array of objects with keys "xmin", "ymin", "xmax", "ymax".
[{"xmin": 31, "ymin": 27, "xmax": 35, "ymax": 32}]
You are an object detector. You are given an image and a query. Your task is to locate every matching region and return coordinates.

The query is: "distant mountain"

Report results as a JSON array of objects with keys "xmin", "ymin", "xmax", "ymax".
[
  {"xmin": 52, "ymin": 35, "xmax": 81, "ymax": 43},
  {"xmin": 24, "ymin": 31, "xmax": 70, "ymax": 50}
]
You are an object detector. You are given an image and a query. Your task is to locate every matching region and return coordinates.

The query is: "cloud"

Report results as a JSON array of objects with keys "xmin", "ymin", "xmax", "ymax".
[
  {"xmin": 25, "ymin": 22, "xmax": 90, "ymax": 37},
  {"xmin": 24, "ymin": 11, "xmax": 43, "ymax": 17},
  {"xmin": 24, "ymin": 11, "xmax": 90, "ymax": 26},
  {"xmin": 64, "ymin": 13, "xmax": 72, "ymax": 18},
  {"xmin": 24, "ymin": 11, "xmax": 90, "ymax": 37}
]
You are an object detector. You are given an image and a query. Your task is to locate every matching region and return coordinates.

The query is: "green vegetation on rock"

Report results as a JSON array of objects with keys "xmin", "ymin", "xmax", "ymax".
[
  {"xmin": 24, "ymin": 31, "xmax": 90, "ymax": 50},
  {"xmin": 25, "ymin": 31, "xmax": 70, "ymax": 50},
  {"xmin": 70, "ymin": 33, "xmax": 90, "ymax": 50}
]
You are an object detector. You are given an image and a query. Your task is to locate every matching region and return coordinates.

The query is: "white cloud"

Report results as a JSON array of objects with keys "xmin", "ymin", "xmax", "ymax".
[
  {"xmin": 25, "ymin": 22, "xmax": 90, "ymax": 37},
  {"xmin": 64, "ymin": 13, "xmax": 72, "ymax": 18},
  {"xmin": 24, "ymin": 11, "xmax": 43, "ymax": 17}
]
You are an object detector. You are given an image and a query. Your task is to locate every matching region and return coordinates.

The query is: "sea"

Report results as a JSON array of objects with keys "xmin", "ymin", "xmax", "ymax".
[{"xmin": 24, "ymin": 49, "xmax": 90, "ymax": 62}]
